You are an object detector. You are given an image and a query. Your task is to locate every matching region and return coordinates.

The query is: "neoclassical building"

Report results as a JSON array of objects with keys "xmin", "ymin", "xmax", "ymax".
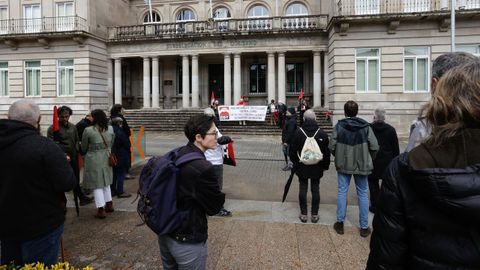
[{"xmin": 1, "ymin": 0, "xmax": 480, "ymax": 135}]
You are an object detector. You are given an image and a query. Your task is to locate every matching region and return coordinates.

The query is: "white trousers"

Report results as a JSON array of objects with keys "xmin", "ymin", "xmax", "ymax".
[{"xmin": 93, "ymin": 186, "xmax": 112, "ymax": 208}]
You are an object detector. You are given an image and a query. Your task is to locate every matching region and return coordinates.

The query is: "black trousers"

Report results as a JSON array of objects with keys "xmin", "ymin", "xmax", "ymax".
[
  {"xmin": 298, "ymin": 177, "xmax": 320, "ymax": 215},
  {"xmin": 368, "ymin": 176, "xmax": 381, "ymax": 210}
]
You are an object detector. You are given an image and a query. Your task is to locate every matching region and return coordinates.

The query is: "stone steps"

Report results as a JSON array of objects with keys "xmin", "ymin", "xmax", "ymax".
[{"xmin": 125, "ymin": 108, "xmax": 333, "ymax": 135}]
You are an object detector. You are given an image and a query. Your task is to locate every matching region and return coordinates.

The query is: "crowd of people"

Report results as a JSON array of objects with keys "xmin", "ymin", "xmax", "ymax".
[{"xmin": 1, "ymin": 51, "xmax": 480, "ymax": 269}]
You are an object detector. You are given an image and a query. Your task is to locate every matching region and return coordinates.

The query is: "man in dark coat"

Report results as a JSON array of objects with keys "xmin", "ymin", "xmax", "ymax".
[
  {"xmin": 0, "ymin": 100, "xmax": 75, "ymax": 266},
  {"xmin": 281, "ymin": 107, "xmax": 297, "ymax": 171},
  {"xmin": 111, "ymin": 117, "xmax": 132, "ymax": 198},
  {"xmin": 289, "ymin": 109, "xmax": 330, "ymax": 223},
  {"xmin": 158, "ymin": 114, "xmax": 225, "ymax": 269},
  {"xmin": 368, "ymin": 108, "xmax": 399, "ymax": 213}
]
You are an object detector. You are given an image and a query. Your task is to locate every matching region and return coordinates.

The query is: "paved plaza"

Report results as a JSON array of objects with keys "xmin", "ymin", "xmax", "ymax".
[{"xmin": 63, "ymin": 132, "xmax": 408, "ymax": 269}]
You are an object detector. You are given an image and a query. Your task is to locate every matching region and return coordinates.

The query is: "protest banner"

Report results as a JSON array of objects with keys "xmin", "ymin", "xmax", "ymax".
[{"xmin": 218, "ymin": 105, "xmax": 268, "ymax": 121}]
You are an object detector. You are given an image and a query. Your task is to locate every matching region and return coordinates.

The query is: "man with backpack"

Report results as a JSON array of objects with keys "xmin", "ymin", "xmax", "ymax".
[
  {"xmin": 289, "ymin": 109, "xmax": 330, "ymax": 223},
  {"xmin": 138, "ymin": 114, "xmax": 225, "ymax": 270}
]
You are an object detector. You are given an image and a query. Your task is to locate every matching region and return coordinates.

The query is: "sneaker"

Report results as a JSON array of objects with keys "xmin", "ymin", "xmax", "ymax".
[
  {"xmin": 360, "ymin": 227, "xmax": 371, "ymax": 238},
  {"xmin": 79, "ymin": 196, "xmax": 93, "ymax": 206},
  {"xmin": 311, "ymin": 215, "xmax": 319, "ymax": 223},
  {"xmin": 299, "ymin": 214, "xmax": 308, "ymax": 223},
  {"xmin": 333, "ymin": 222, "xmax": 344, "ymax": 235},
  {"xmin": 117, "ymin": 192, "xmax": 132, "ymax": 198},
  {"xmin": 125, "ymin": 174, "xmax": 134, "ymax": 180},
  {"xmin": 281, "ymin": 165, "xmax": 291, "ymax": 171},
  {"xmin": 216, "ymin": 209, "xmax": 232, "ymax": 217}
]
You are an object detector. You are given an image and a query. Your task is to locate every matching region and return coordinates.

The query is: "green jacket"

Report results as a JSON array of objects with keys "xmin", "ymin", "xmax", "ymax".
[
  {"xmin": 81, "ymin": 125, "xmax": 115, "ymax": 189},
  {"xmin": 47, "ymin": 122, "xmax": 79, "ymax": 160},
  {"xmin": 329, "ymin": 117, "xmax": 379, "ymax": 175}
]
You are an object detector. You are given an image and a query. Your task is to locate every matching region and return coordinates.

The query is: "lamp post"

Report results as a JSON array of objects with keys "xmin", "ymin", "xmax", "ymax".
[{"xmin": 451, "ymin": 0, "xmax": 456, "ymax": 52}]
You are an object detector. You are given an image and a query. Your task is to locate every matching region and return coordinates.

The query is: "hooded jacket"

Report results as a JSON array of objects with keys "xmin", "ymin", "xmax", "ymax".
[
  {"xmin": 0, "ymin": 119, "xmax": 75, "ymax": 241},
  {"xmin": 370, "ymin": 121, "xmax": 400, "ymax": 179},
  {"xmin": 329, "ymin": 117, "xmax": 379, "ymax": 175},
  {"xmin": 367, "ymin": 128, "xmax": 480, "ymax": 270},
  {"xmin": 282, "ymin": 112, "xmax": 297, "ymax": 144}
]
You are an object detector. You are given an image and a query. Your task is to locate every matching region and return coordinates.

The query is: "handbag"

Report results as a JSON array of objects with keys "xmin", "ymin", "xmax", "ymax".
[{"xmin": 98, "ymin": 128, "xmax": 117, "ymax": 167}]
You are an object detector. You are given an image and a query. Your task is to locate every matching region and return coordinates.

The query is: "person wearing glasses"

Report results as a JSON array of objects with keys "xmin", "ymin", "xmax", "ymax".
[
  {"xmin": 203, "ymin": 107, "xmax": 233, "ymax": 217},
  {"xmin": 158, "ymin": 114, "xmax": 225, "ymax": 270}
]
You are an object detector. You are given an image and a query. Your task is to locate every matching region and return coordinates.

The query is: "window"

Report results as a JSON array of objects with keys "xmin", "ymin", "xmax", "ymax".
[
  {"xmin": 248, "ymin": 5, "xmax": 269, "ymax": 17},
  {"xmin": 286, "ymin": 63, "xmax": 304, "ymax": 93},
  {"xmin": 0, "ymin": 62, "xmax": 8, "ymax": 96},
  {"xmin": 214, "ymin": 7, "xmax": 231, "ymax": 19},
  {"xmin": 356, "ymin": 48, "xmax": 380, "ymax": 92},
  {"xmin": 249, "ymin": 64, "xmax": 266, "ymax": 93},
  {"xmin": 24, "ymin": 4, "xmax": 41, "ymax": 33},
  {"xmin": 457, "ymin": 45, "xmax": 480, "ymax": 56},
  {"xmin": 286, "ymin": 3, "xmax": 308, "ymax": 15},
  {"xmin": 176, "ymin": 9, "xmax": 195, "ymax": 21},
  {"xmin": 25, "ymin": 61, "xmax": 41, "ymax": 97},
  {"xmin": 56, "ymin": 2, "xmax": 74, "ymax": 31},
  {"xmin": 464, "ymin": 0, "xmax": 480, "ymax": 9},
  {"xmin": 57, "ymin": 60, "xmax": 74, "ymax": 96},
  {"xmin": 403, "ymin": 0, "xmax": 430, "ymax": 12},
  {"xmin": 404, "ymin": 47, "xmax": 429, "ymax": 92},
  {"xmin": 143, "ymin": 11, "xmax": 161, "ymax": 23},
  {"xmin": 0, "ymin": 7, "xmax": 7, "ymax": 34},
  {"xmin": 355, "ymin": 0, "xmax": 379, "ymax": 15}
]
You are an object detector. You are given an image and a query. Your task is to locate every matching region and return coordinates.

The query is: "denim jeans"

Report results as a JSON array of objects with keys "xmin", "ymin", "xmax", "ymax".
[
  {"xmin": 336, "ymin": 172, "xmax": 369, "ymax": 229},
  {"xmin": 158, "ymin": 235, "xmax": 208, "ymax": 270},
  {"xmin": 113, "ymin": 165, "xmax": 128, "ymax": 194},
  {"xmin": 298, "ymin": 178, "xmax": 320, "ymax": 215},
  {"xmin": 1, "ymin": 224, "xmax": 64, "ymax": 266}
]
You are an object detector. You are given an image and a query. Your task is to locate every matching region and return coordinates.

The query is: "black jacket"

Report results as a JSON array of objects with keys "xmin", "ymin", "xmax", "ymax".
[
  {"xmin": 369, "ymin": 121, "xmax": 399, "ymax": 179},
  {"xmin": 289, "ymin": 120, "xmax": 330, "ymax": 179},
  {"xmin": 282, "ymin": 114, "xmax": 297, "ymax": 144},
  {"xmin": 367, "ymin": 130, "xmax": 480, "ymax": 270},
  {"xmin": 0, "ymin": 119, "xmax": 75, "ymax": 241},
  {"xmin": 172, "ymin": 143, "xmax": 225, "ymax": 243}
]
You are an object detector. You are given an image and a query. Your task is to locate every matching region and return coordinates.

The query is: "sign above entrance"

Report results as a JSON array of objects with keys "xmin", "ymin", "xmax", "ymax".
[
  {"xmin": 218, "ymin": 105, "xmax": 267, "ymax": 121},
  {"xmin": 166, "ymin": 40, "xmax": 257, "ymax": 50}
]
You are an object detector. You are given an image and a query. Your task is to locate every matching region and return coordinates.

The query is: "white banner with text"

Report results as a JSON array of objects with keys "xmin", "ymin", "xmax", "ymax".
[{"xmin": 218, "ymin": 105, "xmax": 268, "ymax": 121}]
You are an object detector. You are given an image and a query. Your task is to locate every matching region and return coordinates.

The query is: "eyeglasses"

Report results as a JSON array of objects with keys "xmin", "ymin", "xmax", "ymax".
[{"xmin": 205, "ymin": 130, "xmax": 218, "ymax": 137}]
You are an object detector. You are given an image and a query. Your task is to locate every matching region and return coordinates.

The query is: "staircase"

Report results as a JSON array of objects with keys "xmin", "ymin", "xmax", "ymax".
[{"xmin": 125, "ymin": 108, "xmax": 333, "ymax": 135}]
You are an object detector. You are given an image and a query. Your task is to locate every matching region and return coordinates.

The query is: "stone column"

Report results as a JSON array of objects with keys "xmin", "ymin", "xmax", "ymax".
[
  {"xmin": 313, "ymin": 51, "xmax": 321, "ymax": 107},
  {"xmin": 277, "ymin": 52, "xmax": 286, "ymax": 104},
  {"xmin": 152, "ymin": 56, "xmax": 159, "ymax": 108},
  {"xmin": 143, "ymin": 57, "xmax": 151, "ymax": 108},
  {"xmin": 267, "ymin": 52, "xmax": 276, "ymax": 103},
  {"xmin": 224, "ymin": 53, "xmax": 232, "ymax": 105},
  {"xmin": 114, "ymin": 58, "xmax": 122, "ymax": 105},
  {"xmin": 107, "ymin": 58, "xmax": 113, "ymax": 107},
  {"xmin": 323, "ymin": 51, "xmax": 329, "ymax": 107},
  {"xmin": 191, "ymin": 55, "xmax": 199, "ymax": 108},
  {"xmin": 233, "ymin": 53, "xmax": 242, "ymax": 104},
  {"xmin": 182, "ymin": 55, "xmax": 190, "ymax": 108}
]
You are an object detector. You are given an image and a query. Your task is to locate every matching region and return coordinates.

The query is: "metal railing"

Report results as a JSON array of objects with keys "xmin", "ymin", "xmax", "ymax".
[
  {"xmin": 108, "ymin": 15, "xmax": 328, "ymax": 41},
  {"xmin": 336, "ymin": 0, "xmax": 480, "ymax": 16},
  {"xmin": 0, "ymin": 16, "xmax": 88, "ymax": 35}
]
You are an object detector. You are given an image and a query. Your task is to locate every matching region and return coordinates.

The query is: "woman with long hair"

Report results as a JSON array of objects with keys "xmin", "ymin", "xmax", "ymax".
[
  {"xmin": 367, "ymin": 60, "xmax": 480, "ymax": 269},
  {"xmin": 81, "ymin": 109, "xmax": 115, "ymax": 219}
]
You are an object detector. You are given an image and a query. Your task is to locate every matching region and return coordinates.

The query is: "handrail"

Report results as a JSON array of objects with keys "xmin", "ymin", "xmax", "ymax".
[
  {"xmin": 0, "ymin": 15, "xmax": 88, "ymax": 35},
  {"xmin": 107, "ymin": 15, "xmax": 328, "ymax": 41}
]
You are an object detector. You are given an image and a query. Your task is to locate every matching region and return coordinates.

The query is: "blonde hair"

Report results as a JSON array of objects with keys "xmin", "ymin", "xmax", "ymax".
[{"xmin": 423, "ymin": 59, "xmax": 480, "ymax": 146}]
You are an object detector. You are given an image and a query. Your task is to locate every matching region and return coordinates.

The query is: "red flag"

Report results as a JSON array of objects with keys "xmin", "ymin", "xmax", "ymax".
[
  {"xmin": 298, "ymin": 88, "xmax": 304, "ymax": 100},
  {"xmin": 223, "ymin": 142, "xmax": 236, "ymax": 166},
  {"xmin": 210, "ymin": 91, "xmax": 215, "ymax": 106},
  {"xmin": 52, "ymin": 105, "xmax": 59, "ymax": 132}
]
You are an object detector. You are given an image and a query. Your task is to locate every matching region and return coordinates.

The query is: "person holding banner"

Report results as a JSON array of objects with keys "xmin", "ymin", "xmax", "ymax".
[
  {"xmin": 236, "ymin": 97, "xmax": 247, "ymax": 126},
  {"xmin": 204, "ymin": 108, "xmax": 233, "ymax": 217}
]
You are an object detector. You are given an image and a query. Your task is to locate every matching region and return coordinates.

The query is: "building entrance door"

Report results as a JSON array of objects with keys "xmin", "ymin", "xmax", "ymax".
[{"xmin": 208, "ymin": 64, "xmax": 224, "ymax": 104}]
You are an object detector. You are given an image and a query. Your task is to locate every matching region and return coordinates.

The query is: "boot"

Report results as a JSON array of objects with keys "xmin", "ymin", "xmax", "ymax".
[
  {"xmin": 94, "ymin": 207, "xmax": 107, "ymax": 219},
  {"xmin": 105, "ymin": 201, "xmax": 114, "ymax": 213}
]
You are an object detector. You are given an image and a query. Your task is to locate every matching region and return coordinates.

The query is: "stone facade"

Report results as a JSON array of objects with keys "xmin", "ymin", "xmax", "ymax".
[{"xmin": 0, "ymin": 0, "xmax": 479, "ymax": 135}]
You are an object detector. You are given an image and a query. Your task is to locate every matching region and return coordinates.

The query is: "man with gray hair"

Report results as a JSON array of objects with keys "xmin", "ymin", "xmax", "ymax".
[
  {"xmin": 405, "ymin": 52, "xmax": 478, "ymax": 151},
  {"xmin": 368, "ymin": 108, "xmax": 399, "ymax": 213},
  {"xmin": 0, "ymin": 100, "xmax": 75, "ymax": 266}
]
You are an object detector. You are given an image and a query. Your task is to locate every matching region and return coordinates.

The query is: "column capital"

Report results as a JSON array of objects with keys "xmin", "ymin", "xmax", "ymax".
[
  {"xmin": 266, "ymin": 51, "xmax": 276, "ymax": 56},
  {"xmin": 233, "ymin": 52, "xmax": 242, "ymax": 57},
  {"xmin": 313, "ymin": 51, "xmax": 322, "ymax": 56},
  {"xmin": 151, "ymin": 56, "xmax": 159, "ymax": 61},
  {"xmin": 114, "ymin": 58, "xmax": 122, "ymax": 62},
  {"xmin": 191, "ymin": 54, "xmax": 199, "ymax": 60},
  {"xmin": 143, "ymin": 56, "xmax": 150, "ymax": 60},
  {"xmin": 277, "ymin": 51, "xmax": 286, "ymax": 56},
  {"xmin": 224, "ymin": 52, "xmax": 232, "ymax": 57}
]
